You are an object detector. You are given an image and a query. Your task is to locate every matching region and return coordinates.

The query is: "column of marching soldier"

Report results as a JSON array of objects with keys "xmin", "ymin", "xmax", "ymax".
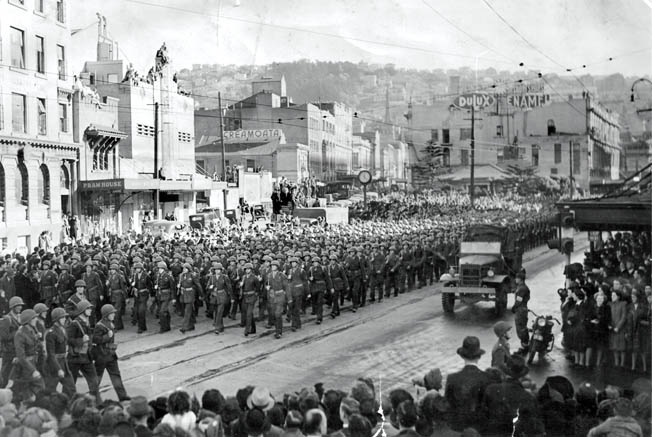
[{"xmin": 0, "ymin": 239, "xmax": 452, "ymax": 403}]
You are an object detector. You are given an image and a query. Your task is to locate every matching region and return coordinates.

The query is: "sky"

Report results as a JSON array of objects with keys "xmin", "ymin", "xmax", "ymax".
[{"xmin": 69, "ymin": 0, "xmax": 652, "ymax": 77}]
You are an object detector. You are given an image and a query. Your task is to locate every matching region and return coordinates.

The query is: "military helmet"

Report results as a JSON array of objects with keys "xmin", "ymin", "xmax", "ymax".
[
  {"xmin": 157, "ymin": 261, "xmax": 167, "ymax": 269},
  {"xmin": 9, "ymin": 296, "xmax": 24, "ymax": 310},
  {"xmin": 133, "ymin": 262, "xmax": 144, "ymax": 270},
  {"xmin": 75, "ymin": 279, "xmax": 87, "ymax": 288},
  {"xmin": 51, "ymin": 307, "xmax": 68, "ymax": 322},
  {"xmin": 183, "ymin": 263, "xmax": 192, "ymax": 271},
  {"xmin": 244, "ymin": 262, "xmax": 254, "ymax": 270},
  {"xmin": 271, "ymin": 260, "xmax": 280, "ymax": 268},
  {"xmin": 33, "ymin": 303, "xmax": 48, "ymax": 315},
  {"xmin": 101, "ymin": 304, "xmax": 117, "ymax": 318},
  {"xmin": 74, "ymin": 300, "xmax": 93, "ymax": 317},
  {"xmin": 20, "ymin": 309, "xmax": 37, "ymax": 325}
]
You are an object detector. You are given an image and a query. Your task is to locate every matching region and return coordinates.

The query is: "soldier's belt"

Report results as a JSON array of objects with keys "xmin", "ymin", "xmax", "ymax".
[
  {"xmin": 243, "ymin": 291, "xmax": 256, "ymax": 296},
  {"xmin": 182, "ymin": 287, "xmax": 194, "ymax": 291},
  {"xmin": 292, "ymin": 284, "xmax": 303, "ymax": 288},
  {"xmin": 159, "ymin": 289, "xmax": 171, "ymax": 292},
  {"xmin": 273, "ymin": 290, "xmax": 285, "ymax": 294},
  {"xmin": 138, "ymin": 289, "xmax": 149, "ymax": 293}
]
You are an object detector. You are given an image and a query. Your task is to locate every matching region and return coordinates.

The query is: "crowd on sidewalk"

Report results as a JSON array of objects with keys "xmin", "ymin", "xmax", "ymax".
[{"xmin": 0, "ymin": 333, "xmax": 648, "ymax": 436}]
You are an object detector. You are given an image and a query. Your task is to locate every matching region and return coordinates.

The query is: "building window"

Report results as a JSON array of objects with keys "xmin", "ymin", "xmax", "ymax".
[
  {"xmin": 38, "ymin": 164, "xmax": 50, "ymax": 205},
  {"xmin": 35, "ymin": 0, "xmax": 44, "ymax": 12},
  {"xmin": 531, "ymin": 145, "xmax": 539, "ymax": 166},
  {"xmin": 57, "ymin": 45, "xmax": 66, "ymax": 80},
  {"xmin": 460, "ymin": 128, "xmax": 472, "ymax": 140},
  {"xmin": 137, "ymin": 124, "xmax": 155, "ymax": 137},
  {"xmin": 35, "ymin": 36, "xmax": 45, "ymax": 74},
  {"xmin": 550, "ymin": 168, "xmax": 558, "ymax": 175},
  {"xmin": 56, "ymin": 0, "xmax": 65, "ymax": 23},
  {"xmin": 10, "ymin": 27, "xmax": 25, "ymax": 69},
  {"xmin": 554, "ymin": 143, "xmax": 562, "ymax": 164},
  {"xmin": 496, "ymin": 125, "xmax": 503, "ymax": 137},
  {"xmin": 442, "ymin": 129, "xmax": 450, "ymax": 144},
  {"xmin": 246, "ymin": 159, "xmax": 255, "ymax": 171},
  {"xmin": 58, "ymin": 103, "xmax": 68, "ymax": 132},
  {"xmin": 178, "ymin": 132, "xmax": 192, "ymax": 142},
  {"xmin": 16, "ymin": 162, "xmax": 28, "ymax": 207},
  {"xmin": 430, "ymin": 129, "xmax": 438, "ymax": 142},
  {"xmin": 547, "ymin": 119, "xmax": 556, "ymax": 136},
  {"xmin": 12, "ymin": 93, "xmax": 26, "ymax": 133},
  {"xmin": 573, "ymin": 142, "xmax": 581, "ymax": 174},
  {"xmin": 461, "ymin": 149, "xmax": 469, "ymax": 166},
  {"xmin": 37, "ymin": 98, "xmax": 47, "ymax": 135}
]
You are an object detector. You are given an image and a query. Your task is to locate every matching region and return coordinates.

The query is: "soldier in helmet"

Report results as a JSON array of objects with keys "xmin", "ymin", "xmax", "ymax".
[
  {"xmin": 12, "ymin": 309, "xmax": 45, "ymax": 402},
  {"xmin": 106, "ymin": 264, "xmax": 127, "ymax": 331},
  {"xmin": 308, "ymin": 256, "xmax": 332, "ymax": 325},
  {"xmin": 65, "ymin": 280, "xmax": 87, "ymax": 318},
  {"xmin": 175, "ymin": 263, "xmax": 203, "ymax": 333},
  {"xmin": 0, "ymin": 296, "xmax": 24, "ymax": 387},
  {"xmin": 155, "ymin": 261, "xmax": 175, "ymax": 333},
  {"xmin": 131, "ymin": 262, "xmax": 152, "ymax": 334},
  {"xmin": 39, "ymin": 261, "xmax": 59, "ymax": 320},
  {"xmin": 67, "ymin": 300, "xmax": 101, "ymax": 403},
  {"xmin": 206, "ymin": 262, "xmax": 231, "ymax": 334},
  {"xmin": 83, "ymin": 260, "xmax": 105, "ymax": 324},
  {"xmin": 57, "ymin": 263, "xmax": 76, "ymax": 305},
  {"xmin": 44, "ymin": 307, "xmax": 75, "ymax": 398},
  {"xmin": 287, "ymin": 257, "xmax": 307, "ymax": 331},
  {"xmin": 368, "ymin": 244, "xmax": 385, "ymax": 303},
  {"xmin": 328, "ymin": 254, "xmax": 348, "ymax": 319},
  {"xmin": 345, "ymin": 248, "xmax": 362, "ymax": 312},
  {"xmin": 266, "ymin": 260, "xmax": 288, "ymax": 339},
  {"xmin": 240, "ymin": 263, "xmax": 260, "ymax": 337},
  {"xmin": 92, "ymin": 304, "xmax": 129, "ymax": 401}
]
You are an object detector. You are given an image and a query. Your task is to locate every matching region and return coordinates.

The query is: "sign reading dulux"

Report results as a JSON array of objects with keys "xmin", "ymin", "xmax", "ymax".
[
  {"xmin": 224, "ymin": 129, "xmax": 283, "ymax": 142},
  {"xmin": 453, "ymin": 93, "xmax": 496, "ymax": 109}
]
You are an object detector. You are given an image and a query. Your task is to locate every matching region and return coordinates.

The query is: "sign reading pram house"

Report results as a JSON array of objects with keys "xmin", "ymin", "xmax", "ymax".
[
  {"xmin": 79, "ymin": 179, "xmax": 125, "ymax": 191},
  {"xmin": 224, "ymin": 129, "xmax": 282, "ymax": 142}
]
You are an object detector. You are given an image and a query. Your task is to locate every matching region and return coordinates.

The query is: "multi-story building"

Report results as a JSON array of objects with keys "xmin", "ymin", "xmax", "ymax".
[{"xmin": 0, "ymin": 0, "xmax": 77, "ymax": 251}]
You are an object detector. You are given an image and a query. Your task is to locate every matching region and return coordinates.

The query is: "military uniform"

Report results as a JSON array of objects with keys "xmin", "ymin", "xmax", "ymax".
[
  {"xmin": 40, "ymin": 265, "xmax": 59, "ymax": 314},
  {"xmin": 92, "ymin": 312, "xmax": 129, "ymax": 401},
  {"xmin": 132, "ymin": 266, "xmax": 153, "ymax": 333},
  {"xmin": 513, "ymin": 276, "xmax": 531, "ymax": 350},
  {"xmin": 155, "ymin": 266, "xmax": 176, "ymax": 333},
  {"xmin": 106, "ymin": 267, "xmax": 126, "ymax": 330},
  {"xmin": 266, "ymin": 266, "xmax": 288, "ymax": 338},
  {"xmin": 67, "ymin": 310, "xmax": 101, "ymax": 402},
  {"xmin": 44, "ymin": 314, "xmax": 75, "ymax": 397},
  {"xmin": 57, "ymin": 267, "xmax": 76, "ymax": 304},
  {"xmin": 287, "ymin": 261, "xmax": 307, "ymax": 329},
  {"xmin": 401, "ymin": 246, "xmax": 415, "ymax": 291},
  {"xmin": 240, "ymin": 266, "xmax": 259, "ymax": 336},
  {"xmin": 309, "ymin": 260, "xmax": 332, "ymax": 324},
  {"xmin": 13, "ymin": 317, "xmax": 45, "ymax": 400},
  {"xmin": 177, "ymin": 266, "xmax": 203, "ymax": 332},
  {"xmin": 328, "ymin": 258, "xmax": 348, "ymax": 318},
  {"xmin": 0, "ymin": 310, "xmax": 20, "ymax": 387},
  {"xmin": 345, "ymin": 250, "xmax": 363, "ymax": 311},
  {"xmin": 368, "ymin": 248, "xmax": 386, "ymax": 302},
  {"xmin": 83, "ymin": 266, "xmax": 105, "ymax": 324},
  {"xmin": 206, "ymin": 266, "xmax": 232, "ymax": 333},
  {"xmin": 385, "ymin": 250, "xmax": 401, "ymax": 297}
]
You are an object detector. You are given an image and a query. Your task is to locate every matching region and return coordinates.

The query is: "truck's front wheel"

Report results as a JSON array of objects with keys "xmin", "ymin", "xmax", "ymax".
[{"xmin": 442, "ymin": 285, "xmax": 456, "ymax": 313}]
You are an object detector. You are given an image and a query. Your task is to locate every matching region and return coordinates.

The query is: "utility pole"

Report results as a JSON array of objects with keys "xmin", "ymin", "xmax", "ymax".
[
  {"xmin": 569, "ymin": 140, "xmax": 574, "ymax": 199},
  {"xmin": 218, "ymin": 92, "xmax": 228, "ymax": 212},
  {"xmin": 470, "ymin": 104, "xmax": 476, "ymax": 208},
  {"xmin": 153, "ymin": 102, "xmax": 160, "ymax": 219}
]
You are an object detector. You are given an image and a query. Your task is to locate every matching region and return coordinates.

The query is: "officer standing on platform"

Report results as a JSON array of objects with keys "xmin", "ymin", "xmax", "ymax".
[
  {"xmin": 328, "ymin": 254, "xmax": 348, "ymax": 318},
  {"xmin": 309, "ymin": 256, "xmax": 332, "ymax": 325},
  {"xmin": 67, "ymin": 300, "xmax": 101, "ymax": 403},
  {"xmin": 132, "ymin": 263, "xmax": 152, "ymax": 333},
  {"xmin": 0, "ymin": 296, "xmax": 23, "ymax": 387},
  {"xmin": 155, "ymin": 262, "xmax": 175, "ymax": 333},
  {"xmin": 512, "ymin": 270, "xmax": 531, "ymax": 354},
  {"xmin": 106, "ymin": 264, "xmax": 126, "ymax": 330},
  {"xmin": 206, "ymin": 263, "xmax": 231, "ymax": 334},
  {"xmin": 266, "ymin": 260, "xmax": 288, "ymax": 339},
  {"xmin": 92, "ymin": 304, "xmax": 130, "ymax": 401},
  {"xmin": 240, "ymin": 263, "xmax": 259, "ymax": 337},
  {"xmin": 44, "ymin": 307, "xmax": 75, "ymax": 398},
  {"xmin": 176, "ymin": 263, "xmax": 203, "ymax": 333}
]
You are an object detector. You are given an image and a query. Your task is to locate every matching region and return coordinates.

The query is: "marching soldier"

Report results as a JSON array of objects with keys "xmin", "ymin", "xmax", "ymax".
[
  {"xmin": 64, "ymin": 280, "xmax": 87, "ymax": 316},
  {"xmin": 92, "ymin": 304, "xmax": 130, "ymax": 401},
  {"xmin": 413, "ymin": 242, "xmax": 426, "ymax": 288},
  {"xmin": 345, "ymin": 248, "xmax": 362, "ymax": 312},
  {"xmin": 155, "ymin": 261, "xmax": 175, "ymax": 333},
  {"xmin": 402, "ymin": 242, "xmax": 415, "ymax": 291},
  {"xmin": 70, "ymin": 253, "xmax": 85, "ymax": 281},
  {"xmin": 240, "ymin": 263, "xmax": 259, "ymax": 337},
  {"xmin": 83, "ymin": 261, "xmax": 105, "ymax": 325},
  {"xmin": 423, "ymin": 238, "xmax": 436, "ymax": 286},
  {"xmin": 106, "ymin": 264, "xmax": 126, "ymax": 330},
  {"xmin": 131, "ymin": 263, "xmax": 152, "ymax": 333},
  {"xmin": 40, "ymin": 261, "xmax": 59, "ymax": 321},
  {"xmin": 287, "ymin": 257, "xmax": 307, "ymax": 331},
  {"xmin": 206, "ymin": 263, "xmax": 231, "ymax": 334},
  {"xmin": 309, "ymin": 257, "xmax": 332, "ymax": 325},
  {"xmin": 12, "ymin": 309, "xmax": 45, "ymax": 402},
  {"xmin": 227, "ymin": 258, "xmax": 240, "ymax": 322},
  {"xmin": 266, "ymin": 260, "xmax": 287, "ymax": 339},
  {"xmin": 67, "ymin": 300, "xmax": 101, "ymax": 403},
  {"xmin": 368, "ymin": 244, "xmax": 386, "ymax": 303},
  {"xmin": 258, "ymin": 256, "xmax": 272, "ymax": 322},
  {"xmin": 57, "ymin": 264, "xmax": 76, "ymax": 305},
  {"xmin": 0, "ymin": 296, "xmax": 23, "ymax": 387},
  {"xmin": 385, "ymin": 247, "xmax": 401, "ymax": 297},
  {"xmin": 328, "ymin": 255, "xmax": 348, "ymax": 319},
  {"xmin": 176, "ymin": 263, "xmax": 203, "ymax": 333},
  {"xmin": 356, "ymin": 247, "xmax": 369, "ymax": 307},
  {"xmin": 44, "ymin": 307, "xmax": 75, "ymax": 398}
]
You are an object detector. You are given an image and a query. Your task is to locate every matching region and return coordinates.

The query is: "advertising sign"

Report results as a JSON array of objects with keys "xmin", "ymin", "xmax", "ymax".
[
  {"xmin": 224, "ymin": 129, "xmax": 283, "ymax": 142},
  {"xmin": 79, "ymin": 179, "xmax": 124, "ymax": 191},
  {"xmin": 507, "ymin": 94, "xmax": 551, "ymax": 108},
  {"xmin": 453, "ymin": 93, "xmax": 496, "ymax": 109}
]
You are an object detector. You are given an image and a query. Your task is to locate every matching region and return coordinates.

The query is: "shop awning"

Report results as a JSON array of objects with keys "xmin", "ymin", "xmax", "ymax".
[{"xmin": 85, "ymin": 125, "xmax": 127, "ymax": 139}]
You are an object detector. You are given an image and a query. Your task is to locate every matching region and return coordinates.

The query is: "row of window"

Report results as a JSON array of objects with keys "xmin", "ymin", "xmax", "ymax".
[
  {"xmin": 92, "ymin": 148, "xmax": 111, "ymax": 171},
  {"xmin": 178, "ymin": 132, "xmax": 192, "ymax": 142},
  {"xmin": 9, "ymin": 0, "xmax": 65, "ymax": 22},
  {"xmin": 136, "ymin": 124, "xmax": 155, "ymax": 137},
  {"xmin": 9, "ymin": 26, "xmax": 66, "ymax": 79},
  {"xmin": 0, "ymin": 161, "xmax": 50, "ymax": 222},
  {"xmin": 10, "ymin": 93, "xmax": 68, "ymax": 134}
]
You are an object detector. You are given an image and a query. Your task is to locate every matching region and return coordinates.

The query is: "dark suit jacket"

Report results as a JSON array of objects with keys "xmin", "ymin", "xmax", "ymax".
[
  {"xmin": 482, "ymin": 379, "xmax": 538, "ymax": 434},
  {"xmin": 444, "ymin": 364, "xmax": 492, "ymax": 431}
]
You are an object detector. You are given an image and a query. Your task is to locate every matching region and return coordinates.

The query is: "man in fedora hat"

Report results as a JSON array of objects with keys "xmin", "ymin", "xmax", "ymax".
[
  {"xmin": 444, "ymin": 336, "xmax": 492, "ymax": 431},
  {"xmin": 247, "ymin": 386, "xmax": 275, "ymax": 412},
  {"xmin": 481, "ymin": 354, "xmax": 538, "ymax": 434},
  {"xmin": 127, "ymin": 395, "xmax": 153, "ymax": 437}
]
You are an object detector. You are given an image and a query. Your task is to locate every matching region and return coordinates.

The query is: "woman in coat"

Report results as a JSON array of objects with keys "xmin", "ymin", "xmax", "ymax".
[
  {"xmin": 629, "ymin": 290, "xmax": 649, "ymax": 373},
  {"xmin": 609, "ymin": 289, "xmax": 628, "ymax": 367},
  {"xmin": 587, "ymin": 292, "xmax": 610, "ymax": 368}
]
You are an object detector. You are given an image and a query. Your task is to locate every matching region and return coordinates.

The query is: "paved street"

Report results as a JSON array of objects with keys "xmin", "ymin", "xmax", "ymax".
[{"xmin": 92, "ymin": 234, "xmax": 641, "ymax": 401}]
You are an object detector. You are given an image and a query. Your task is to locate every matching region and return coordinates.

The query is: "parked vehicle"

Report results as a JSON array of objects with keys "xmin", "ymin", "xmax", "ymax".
[
  {"xmin": 526, "ymin": 310, "xmax": 561, "ymax": 364},
  {"xmin": 142, "ymin": 220, "xmax": 188, "ymax": 239}
]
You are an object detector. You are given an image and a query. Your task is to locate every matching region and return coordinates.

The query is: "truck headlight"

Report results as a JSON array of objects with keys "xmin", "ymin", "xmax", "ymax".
[
  {"xmin": 538, "ymin": 318, "xmax": 546, "ymax": 327},
  {"xmin": 487, "ymin": 269, "xmax": 495, "ymax": 277}
]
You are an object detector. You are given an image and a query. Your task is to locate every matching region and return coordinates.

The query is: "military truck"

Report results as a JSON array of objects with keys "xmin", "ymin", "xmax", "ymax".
[{"xmin": 439, "ymin": 224, "xmax": 523, "ymax": 316}]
